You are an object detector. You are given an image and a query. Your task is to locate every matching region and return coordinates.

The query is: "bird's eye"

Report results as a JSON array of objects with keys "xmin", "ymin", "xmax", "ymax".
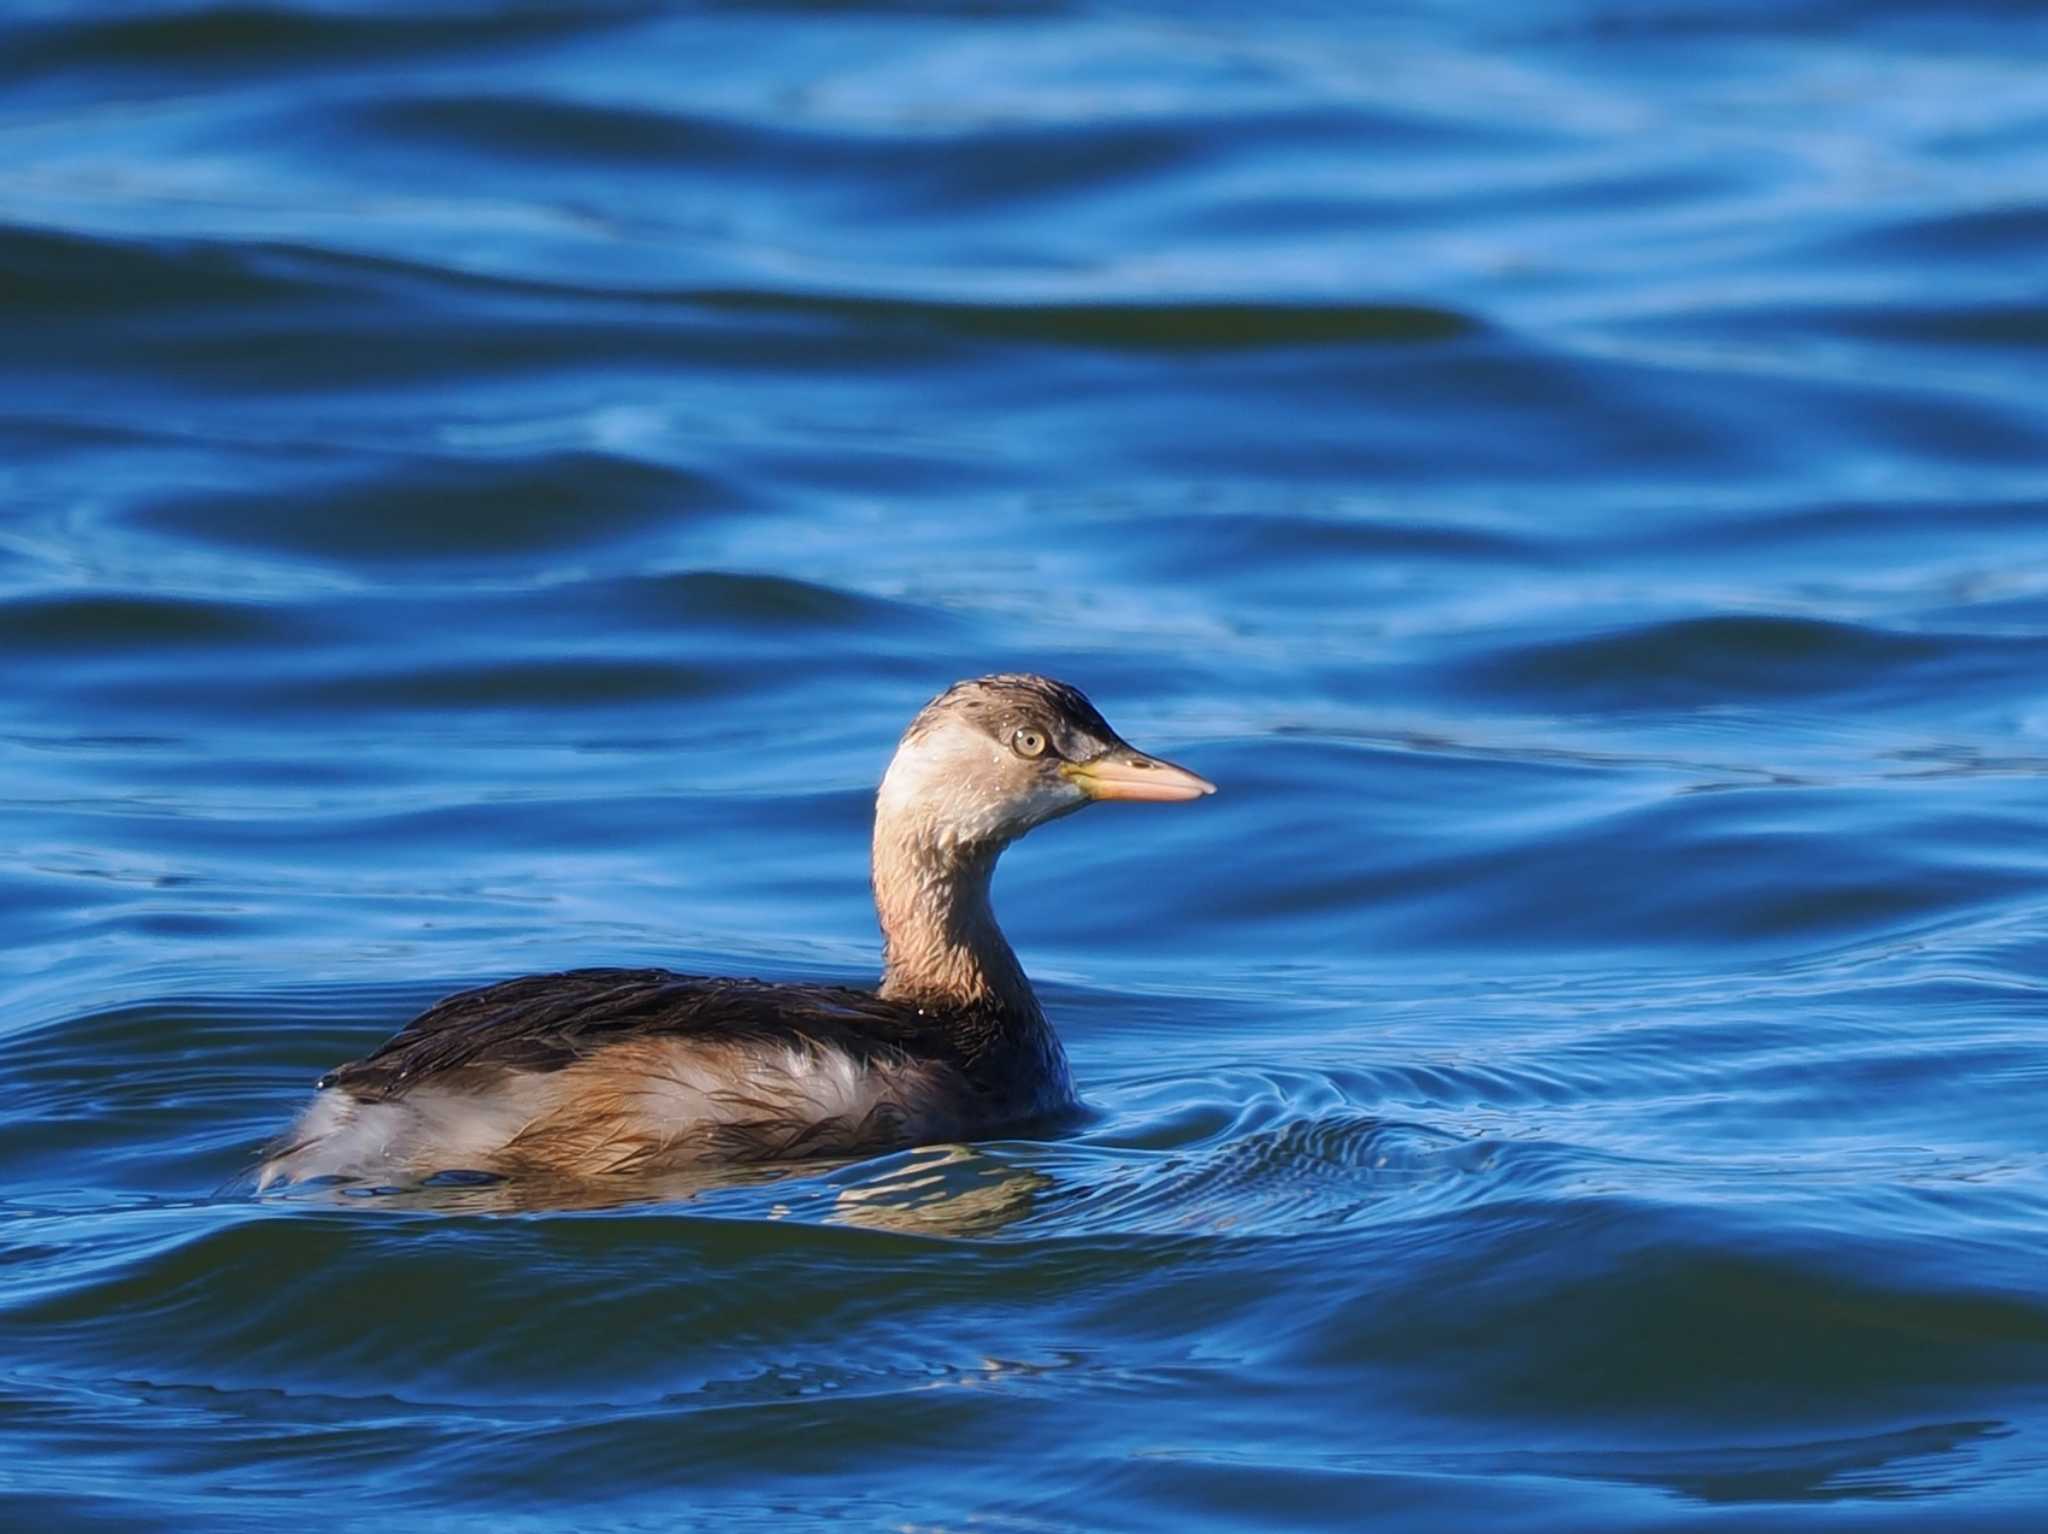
[{"xmin": 1013, "ymin": 728, "xmax": 1048, "ymax": 759}]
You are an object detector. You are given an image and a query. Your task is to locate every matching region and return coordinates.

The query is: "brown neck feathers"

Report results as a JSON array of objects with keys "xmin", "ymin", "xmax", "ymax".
[{"xmin": 871, "ymin": 820, "xmax": 1039, "ymax": 1021}]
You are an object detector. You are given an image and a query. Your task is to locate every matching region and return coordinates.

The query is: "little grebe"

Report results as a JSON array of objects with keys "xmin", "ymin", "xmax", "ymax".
[{"xmin": 257, "ymin": 675, "xmax": 1213, "ymax": 1187}]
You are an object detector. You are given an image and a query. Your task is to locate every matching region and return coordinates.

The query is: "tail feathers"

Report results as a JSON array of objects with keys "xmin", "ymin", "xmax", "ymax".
[
  {"xmin": 252, "ymin": 1089, "xmax": 366, "ymax": 1190},
  {"xmin": 253, "ymin": 1080, "xmax": 555, "ymax": 1190}
]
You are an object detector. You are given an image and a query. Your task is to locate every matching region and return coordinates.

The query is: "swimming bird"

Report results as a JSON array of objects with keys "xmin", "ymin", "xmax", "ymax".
[{"xmin": 257, "ymin": 675, "xmax": 1214, "ymax": 1188}]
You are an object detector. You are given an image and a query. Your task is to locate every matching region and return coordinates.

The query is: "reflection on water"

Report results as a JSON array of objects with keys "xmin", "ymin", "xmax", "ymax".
[
  {"xmin": 827, "ymin": 1146, "xmax": 1054, "ymax": 1238},
  {"xmin": 270, "ymin": 1145, "xmax": 1053, "ymax": 1234}
]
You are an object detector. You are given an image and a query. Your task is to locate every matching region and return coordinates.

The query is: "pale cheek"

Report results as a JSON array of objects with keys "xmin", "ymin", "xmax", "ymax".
[
  {"xmin": 1001, "ymin": 778, "xmax": 1086, "ymax": 836},
  {"xmin": 877, "ymin": 724, "xmax": 1082, "ymax": 844}
]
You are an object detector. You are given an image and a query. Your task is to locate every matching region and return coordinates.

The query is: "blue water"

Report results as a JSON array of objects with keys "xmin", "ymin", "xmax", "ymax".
[{"xmin": 5, "ymin": 2, "xmax": 2048, "ymax": 1528}]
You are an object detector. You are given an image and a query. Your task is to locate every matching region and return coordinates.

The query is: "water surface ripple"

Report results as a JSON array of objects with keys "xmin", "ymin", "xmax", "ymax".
[{"xmin": 3, "ymin": 3, "xmax": 2047, "ymax": 1530}]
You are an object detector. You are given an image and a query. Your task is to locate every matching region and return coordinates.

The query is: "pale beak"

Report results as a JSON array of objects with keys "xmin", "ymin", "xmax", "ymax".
[{"xmin": 1063, "ymin": 747, "xmax": 1216, "ymax": 803}]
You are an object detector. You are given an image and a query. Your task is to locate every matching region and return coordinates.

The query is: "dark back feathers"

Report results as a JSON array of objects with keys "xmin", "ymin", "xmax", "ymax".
[{"xmin": 320, "ymin": 967, "xmax": 1010, "ymax": 1100}]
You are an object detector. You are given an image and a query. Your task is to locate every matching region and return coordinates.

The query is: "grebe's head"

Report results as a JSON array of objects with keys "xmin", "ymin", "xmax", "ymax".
[{"xmin": 876, "ymin": 673, "xmax": 1214, "ymax": 855}]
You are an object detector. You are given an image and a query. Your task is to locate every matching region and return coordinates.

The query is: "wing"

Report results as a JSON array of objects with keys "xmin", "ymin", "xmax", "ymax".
[{"xmin": 319, "ymin": 966, "xmax": 945, "ymax": 1099}]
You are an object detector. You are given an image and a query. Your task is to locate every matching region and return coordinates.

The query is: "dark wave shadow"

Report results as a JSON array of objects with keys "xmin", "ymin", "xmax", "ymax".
[
  {"xmin": 0, "ymin": 2, "xmax": 647, "ymax": 84},
  {"xmin": 1456, "ymin": 1419, "xmax": 2016, "ymax": 1506},
  {"xmin": 127, "ymin": 449, "xmax": 740, "ymax": 565}
]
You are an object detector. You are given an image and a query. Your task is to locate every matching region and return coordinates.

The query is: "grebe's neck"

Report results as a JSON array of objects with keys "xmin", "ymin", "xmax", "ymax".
[{"xmin": 871, "ymin": 825, "xmax": 1039, "ymax": 1021}]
